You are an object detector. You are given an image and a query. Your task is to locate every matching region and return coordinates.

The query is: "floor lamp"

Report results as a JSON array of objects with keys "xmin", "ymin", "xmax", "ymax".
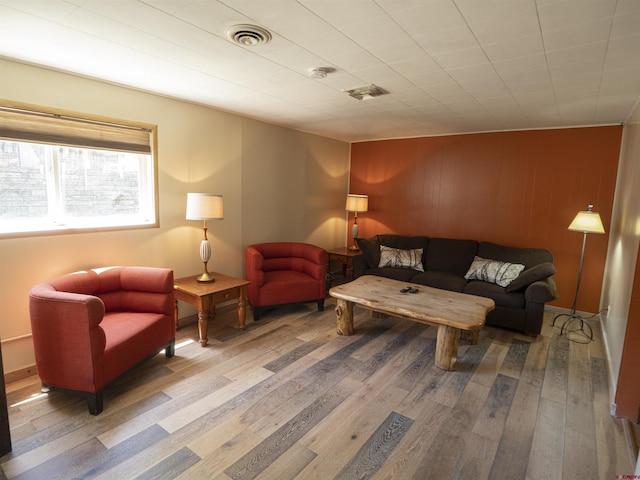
[
  {"xmin": 186, "ymin": 193, "xmax": 224, "ymax": 282},
  {"xmin": 346, "ymin": 194, "xmax": 368, "ymax": 250},
  {"xmin": 553, "ymin": 203, "xmax": 605, "ymax": 342}
]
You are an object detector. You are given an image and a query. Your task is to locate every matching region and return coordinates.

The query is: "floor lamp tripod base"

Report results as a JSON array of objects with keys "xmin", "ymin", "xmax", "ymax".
[
  {"xmin": 552, "ymin": 311, "xmax": 593, "ymax": 343},
  {"xmin": 552, "ymin": 227, "xmax": 595, "ymax": 344}
]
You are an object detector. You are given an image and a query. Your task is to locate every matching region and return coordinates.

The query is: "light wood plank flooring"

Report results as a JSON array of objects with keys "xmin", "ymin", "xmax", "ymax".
[{"xmin": 1, "ymin": 298, "xmax": 633, "ymax": 479}]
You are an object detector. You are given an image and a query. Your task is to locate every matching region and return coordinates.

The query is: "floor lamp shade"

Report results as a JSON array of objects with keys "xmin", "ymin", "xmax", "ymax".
[
  {"xmin": 568, "ymin": 206, "xmax": 605, "ymax": 234},
  {"xmin": 346, "ymin": 194, "xmax": 368, "ymax": 250},
  {"xmin": 553, "ymin": 203, "xmax": 605, "ymax": 343},
  {"xmin": 186, "ymin": 193, "xmax": 223, "ymax": 282}
]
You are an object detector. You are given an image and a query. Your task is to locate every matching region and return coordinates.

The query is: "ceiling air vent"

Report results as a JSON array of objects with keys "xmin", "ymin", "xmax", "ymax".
[
  {"xmin": 343, "ymin": 84, "xmax": 388, "ymax": 100},
  {"xmin": 226, "ymin": 24, "xmax": 272, "ymax": 46}
]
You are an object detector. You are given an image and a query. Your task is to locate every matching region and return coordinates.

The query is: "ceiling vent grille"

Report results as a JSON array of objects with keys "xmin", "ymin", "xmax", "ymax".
[
  {"xmin": 226, "ymin": 24, "xmax": 272, "ymax": 46},
  {"xmin": 343, "ymin": 84, "xmax": 388, "ymax": 100}
]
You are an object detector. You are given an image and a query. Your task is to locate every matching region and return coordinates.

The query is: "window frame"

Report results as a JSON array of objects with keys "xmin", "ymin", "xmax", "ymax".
[{"xmin": 0, "ymin": 101, "xmax": 159, "ymax": 239}]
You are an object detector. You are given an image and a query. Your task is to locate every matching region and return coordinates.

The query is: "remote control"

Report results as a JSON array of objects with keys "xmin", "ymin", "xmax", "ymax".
[
  {"xmin": 400, "ymin": 286, "xmax": 411, "ymax": 293},
  {"xmin": 409, "ymin": 287, "xmax": 418, "ymax": 293}
]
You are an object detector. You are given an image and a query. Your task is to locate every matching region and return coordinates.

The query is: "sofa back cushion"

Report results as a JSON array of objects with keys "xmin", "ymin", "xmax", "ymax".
[
  {"xmin": 48, "ymin": 270, "xmax": 100, "ymax": 295},
  {"xmin": 477, "ymin": 242, "xmax": 553, "ymax": 269},
  {"xmin": 248, "ymin": 242, "xmax": 326, "ymax": 285},
  {"xmin": 47, "ymin": 267, "xmax": 174, "ymax": 314},
  {"xmin": 253, "ymin": 242, "xmax": 325, "ymax": 267},
  {"xmin": 357, "ymin": 234, "xmax": 429, "ymax": 269},
  {"xmin": 426, "ymin": 238, "xmax": 479, "ymax": 276}
]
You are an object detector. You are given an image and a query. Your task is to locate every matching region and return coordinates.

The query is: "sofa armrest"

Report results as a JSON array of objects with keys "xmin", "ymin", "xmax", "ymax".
[
  {"xmin": 525, "ymin": 276, "xmax": 558, "ymax": 304},
  {"xmin": 29, "ymin": 285, "xmax": 107, "ymax": 390},
  {"xmin": 352, "ymin": 254, "xmax": 367, "ymax": 278}
]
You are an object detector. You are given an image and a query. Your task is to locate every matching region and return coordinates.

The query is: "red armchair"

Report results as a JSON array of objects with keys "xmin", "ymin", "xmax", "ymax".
[
  {"xmin": 28, "ymin": 266, "xmax": 175, "ymax": 415},
  {"xmin": 246, "ymin": 242, "xmax": 327, "ymax": 320}
]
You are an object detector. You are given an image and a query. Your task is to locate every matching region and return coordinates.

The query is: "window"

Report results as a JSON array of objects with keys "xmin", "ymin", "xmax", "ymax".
[{"xmin": 0, "ymin": 103, "xmax": 158, "ymax": 237}]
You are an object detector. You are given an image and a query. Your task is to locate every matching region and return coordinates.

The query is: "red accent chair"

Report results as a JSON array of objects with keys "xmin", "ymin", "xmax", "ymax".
[
  {"xmin": 28, "ymin": 266, "xmax": 175, "ymax": 415},
  {"xmin": 246, "ymin": 242, "xmax": 327, "ymax": 320}
]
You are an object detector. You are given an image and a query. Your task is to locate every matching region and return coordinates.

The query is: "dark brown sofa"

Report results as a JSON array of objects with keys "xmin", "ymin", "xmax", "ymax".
[{"xmin": 352, "ymin": 234, "xmax": 558, "ymax": 336}]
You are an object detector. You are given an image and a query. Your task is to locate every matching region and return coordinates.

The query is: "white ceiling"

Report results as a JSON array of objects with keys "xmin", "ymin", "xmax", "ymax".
[{"xmin": 1, "ymin": 0, "xmax": 639, "ymax": 143}]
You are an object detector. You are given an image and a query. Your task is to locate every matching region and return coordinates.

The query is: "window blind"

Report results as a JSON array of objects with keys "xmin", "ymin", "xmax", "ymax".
[{"xmin": 0, "ymin": 106, "xmax": 152, "ymax": 154}]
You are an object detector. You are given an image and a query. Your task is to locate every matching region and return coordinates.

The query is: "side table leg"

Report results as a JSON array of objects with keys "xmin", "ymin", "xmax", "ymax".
[
  {"xmin": 174, "ymin": 299, "xmax": 179, "ymax": 331},
  {"xmin": 238, "ymin": 285, "xmax": 247, "ymax": 331},
  {"xmin": 435, "ymin": 325, "xmax": 461, "ymax": 371},
  {"xmin": 335, "ymin": 299, "xmax": 354, "ymax": 335},
  {"xmin": 198, "ymin": 296, "xmax": 212, "ymax": 347}
]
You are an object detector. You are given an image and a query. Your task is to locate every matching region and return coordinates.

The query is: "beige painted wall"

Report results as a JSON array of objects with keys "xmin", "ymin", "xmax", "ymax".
[
  {"xmin": 0, "ymin": 59, "xmax": 350, "ymax": 374},
  {"xmin": 601, "ymin": 103, "xmax": 640, "ymax": 399}
]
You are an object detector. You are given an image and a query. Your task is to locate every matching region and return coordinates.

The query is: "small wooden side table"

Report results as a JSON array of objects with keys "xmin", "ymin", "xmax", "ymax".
[
  {"xmin": 326, "ymin": 247, "xmax": 360, "ymax": 283},
  {"xmin": 174, "ymin": 273, "xmax": 250, "ymax": 347}
]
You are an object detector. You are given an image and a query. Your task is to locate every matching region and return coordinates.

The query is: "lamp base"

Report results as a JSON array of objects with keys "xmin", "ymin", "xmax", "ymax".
[
  {"xmin": 197, "ymin": 272, "xmax": 215, "ymax": 282},
  {"xmin": 197, "ymin": 262, "xmax": 215, "ymax": 282},
  {"xmin": 349, "ymin": 244, "xmax": 359, "ymax": 251},
  {"xmin": 553, "ymin": 311, "xmax": 593, "ymax": 344}
]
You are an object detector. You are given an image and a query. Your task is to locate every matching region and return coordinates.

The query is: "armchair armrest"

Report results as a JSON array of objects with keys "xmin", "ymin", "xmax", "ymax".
[
  {"xmin": 302, "ymin": 248, "xmax": 327, "ymax": 281},
  {"xmin": 245, "ymin": 246, "xmax": 266, "ymax": 287}
]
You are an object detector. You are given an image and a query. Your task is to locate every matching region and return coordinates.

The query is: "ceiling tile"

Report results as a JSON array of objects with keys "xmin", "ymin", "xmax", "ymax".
[{"xmin": 1, "ymin": 0, "xmax": 638, "ymax": 142}]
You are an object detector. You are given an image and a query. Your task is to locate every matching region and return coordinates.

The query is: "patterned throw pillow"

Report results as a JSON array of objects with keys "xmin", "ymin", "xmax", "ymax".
[
  {"xmin": 378, "ymin": 246, "xmax": 424, "ymax": 272},
  {"xmin": 464, "ymin": 256, "xmax": 525, "ymax": 287}
]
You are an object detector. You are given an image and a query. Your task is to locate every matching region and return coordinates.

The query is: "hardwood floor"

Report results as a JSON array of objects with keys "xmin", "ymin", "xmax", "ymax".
[{"xmin": 1, "ymin": 299, "xmax": 633, "ymax": 479}]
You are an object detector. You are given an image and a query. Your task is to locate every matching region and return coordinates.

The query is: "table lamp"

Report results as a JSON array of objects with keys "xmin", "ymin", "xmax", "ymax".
[
  {"xmin": 346, "ymin": 194, "xmax": 368, "ymax": 250},
  {"xmin": 186, "ymin": 193, "xmax": 224, "ymax": 282}
]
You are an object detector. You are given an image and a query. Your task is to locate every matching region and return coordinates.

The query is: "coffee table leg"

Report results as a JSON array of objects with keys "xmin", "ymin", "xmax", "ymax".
[
  {"xmin": 435, "ymin": 325, "xmax": 461, "ymax": 371},
  {"xmin": 335, "ymin": 299, "xmax": 354, "ymax": 335}
]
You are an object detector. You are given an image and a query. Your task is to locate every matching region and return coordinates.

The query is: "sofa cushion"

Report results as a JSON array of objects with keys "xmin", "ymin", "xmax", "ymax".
[
  {"xmin": 378, "ymin": 246, "xmax": 424, "ymax": 272},
  {"xmin": 506, "ymin": 262, "xmax": 557, "ymax": 292},
  {"xmin": 411, "ymin": 271, "xmax": 468, "ymax": 292},
  {"xmin": 478, "ymin": 242, "xmax": 553, "ymax": 269},
  {"xmin": 356, "ymin": 236, "xmax": 380, "ymax": 268},
  {"xmin": 102, "ymin": 312, "xmax": 171, "ymax": 385},
  {"xmin": 377, "ymin": 234, "xmax": 430, "ymax": 250},
  {"xmin": 425, "ymin": 238, "xmax": 478, "ymax": 276},
  {"xmin": 464, "ymin": 256, "xmax": 525, "ymax": 287},
  {"xmin": 463, "ymin": 281, "xmax": 526, "ymax": 309},
  {"xmin": 363, "ymin": 268, "xmax": 419, "ymax": 282}
]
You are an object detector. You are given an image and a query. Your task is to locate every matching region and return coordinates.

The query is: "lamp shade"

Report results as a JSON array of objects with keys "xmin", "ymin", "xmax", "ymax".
[
  {"xmin": 346, "ymin": 194, "xmax": 368, "ymax": 213},
  {"xmin": 568, "ymin": 205, "xmax": 605, "ymax": 234},
  {"xmin": 186, "ymin": 193, "xmax": 224, "ymax": 220}
]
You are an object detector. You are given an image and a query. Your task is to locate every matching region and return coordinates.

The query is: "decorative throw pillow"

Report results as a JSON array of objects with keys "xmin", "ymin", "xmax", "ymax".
[
  {"xmin": 464, "ymin": 256, "xmax": 525, "ymax": 287},
  {"xmin": 378, "ymin": 246, "xmax": 424, "ymax": 272},
  {"xmin": 356, "ymin": 236, "xmax": 380, "ymax": 267},
  {"xmin": 506, "ymin": 262, "xmax": 557, "ymax": 292}
]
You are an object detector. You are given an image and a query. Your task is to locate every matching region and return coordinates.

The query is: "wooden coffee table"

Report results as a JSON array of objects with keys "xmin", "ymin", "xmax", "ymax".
[
  {"xmin": 174, "ymin": 273, "xmax": 250, "ymax": 347},
  {"xmin": 329, "ymin": 275, "xmax": 495, "ymax": 371}
]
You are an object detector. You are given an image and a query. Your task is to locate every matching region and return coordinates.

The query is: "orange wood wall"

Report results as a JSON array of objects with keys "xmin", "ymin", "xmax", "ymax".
[{"xmin": 350, "ymin": 126, "xmax": 623, "ymax": 313}]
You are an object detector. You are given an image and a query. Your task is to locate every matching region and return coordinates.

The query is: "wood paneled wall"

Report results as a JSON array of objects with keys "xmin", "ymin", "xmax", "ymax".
[{"xmin": 350, "ymin": 126, "xmax": 623, "ymax": 313}]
